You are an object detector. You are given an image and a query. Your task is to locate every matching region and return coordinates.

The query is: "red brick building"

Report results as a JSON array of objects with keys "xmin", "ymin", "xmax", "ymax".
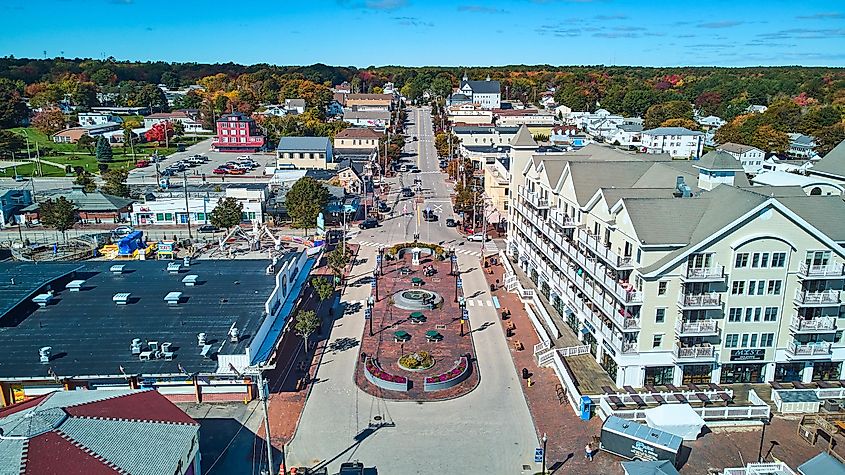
[{"xmin": 212, "ymin": 112, "xmax": 265, "ymax": 152}]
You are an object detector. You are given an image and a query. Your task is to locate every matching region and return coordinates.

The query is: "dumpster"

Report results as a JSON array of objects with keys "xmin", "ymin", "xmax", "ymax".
[{"xmin": 600, "ymin": 416, "xmax": 682, "ymax": 466}]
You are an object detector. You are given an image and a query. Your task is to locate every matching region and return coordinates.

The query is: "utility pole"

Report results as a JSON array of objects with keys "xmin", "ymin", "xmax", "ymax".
[
  {"xmin": 256, "ymin": 369, "xmax": 276, "ymax": 475},
  {"xmin": 182, "ymin": 170, "xmax": 192, "ymax": 240}
]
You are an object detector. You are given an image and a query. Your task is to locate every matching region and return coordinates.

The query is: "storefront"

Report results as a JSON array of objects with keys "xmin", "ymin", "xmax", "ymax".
[
  {"xmin": 812, "ymin": 362, "xmax": 841, "ymax": 381},
  {"xmin": 601, "ymin": 352, "xmax": 618, "ymax": 382},
  {"xmin": 645, "ymin": 366, "xmax": 674, "ymax": 386},
  {"xmin": 774, "ymin": 362, "xmax": 805, "ymax": 382},
  {"xmin": 721, "ymin": 349, "xmax": 766, "ymax": 384},
  {"xmin": 681, "ymin": 364, "xmax": 713, "ymax": 384}
]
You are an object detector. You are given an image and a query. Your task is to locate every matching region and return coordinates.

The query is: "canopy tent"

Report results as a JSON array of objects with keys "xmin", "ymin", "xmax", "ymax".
[
  {"xmin": 799, "ymin": 452, "xmax": 845, "ymax": 475},
  {"xmin": 644, "ymin": 403, "xmax": 704, "ymax": 441}
]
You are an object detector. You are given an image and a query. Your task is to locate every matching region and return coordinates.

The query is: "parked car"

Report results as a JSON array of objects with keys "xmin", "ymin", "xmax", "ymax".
[
  {"xmin": 13, "ymin": 175, "xmax": 26, "ymax": 182},
  {"xmin": 227, "ymin": 168, "xmax": 246, "ymax": 175},
  {"xmin": 466, "ymin": 233, "xmax": 489, "ymax": 242},
  {"xmin": 212, "ymin": 168, "xmax": 228, "ymax": 174},
  {"xmin": 358, "ymin": 218, "xmax": 378, "ymax": 229},
  {"xmin": 111, "ymin": 225, "xmax": 134, "ymax": 238},
  {"xmin": 423, "ymin": 210, "xmax": 437, "ymax": 222},
  {"xmin": 378, "ymin": 202, "xmax": 390, "ymax": 212},
  {"xmin": 135, "ymin": 160, "xmax": 150, "ymax": 168},
  {"xmin": 445, "ymin": 218, "xmax": 457, "ymax": 227},
  {"xmin": 236, "ymin": 155, "xmax": 251, "ymax": 160},
  {"xmin": 197, "ymin": 225, "xmax": 220, "ymax": 234},
  {"xmin": 401, "ymin": 187, "xmax": 414, "ymax": 197}
]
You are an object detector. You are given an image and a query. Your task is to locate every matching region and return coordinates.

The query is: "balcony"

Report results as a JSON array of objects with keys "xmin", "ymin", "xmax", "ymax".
[
  {"xmin": 789, "ymin": 316, "xmax": 837, "ymax": 334},
  {"xmin": 786, "ymin": 341, "xmax": 832, "ymax": 359},
  {"xmin": 673, "ymin": 344, "xmax": 716, "ymax": 361},
  {"xmin": 675, "ymin": 319, "xmax": 719, "ymax": 337},
  {"xmin": 681, "ymin": 265, "xmax": 726, "ymax": 282},
  {"xmin": 794, "ymin": 289, "xmax": 841, "ymax": 307},
  {"xmin": 576, "ymin": 229, "xmax": 634, "ymax": 270},
  {"xmin": 678, "ymin": 292, "xmax": 722, "ymax": 310},
  {"xmin": 798, "ymin": 262, "xmax": 845, "ymax": 279}
]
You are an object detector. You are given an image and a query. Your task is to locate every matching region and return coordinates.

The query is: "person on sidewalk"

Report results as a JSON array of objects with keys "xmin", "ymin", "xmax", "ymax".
[{"xmin": 585, "ymin": 442, "xmax": 593, "ymax": 461}]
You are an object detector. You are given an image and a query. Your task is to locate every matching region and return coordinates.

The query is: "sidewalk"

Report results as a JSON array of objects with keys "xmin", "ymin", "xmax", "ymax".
[{"xmin": 485, "ymin": 263, "xmax": 621, "ymax": 474}]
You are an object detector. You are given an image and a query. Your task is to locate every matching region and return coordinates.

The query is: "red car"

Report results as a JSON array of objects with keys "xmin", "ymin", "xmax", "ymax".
[
  {"xmin": 212, "ymin": 168, "xmax": 228, "ymax": 174},
  {"xmin": 227, "ymin": 168, "xmax": 246, "ymax": 175},
  {"xmin": 135, "ymin": 160, "xmax": 149, "ymax": 168}
]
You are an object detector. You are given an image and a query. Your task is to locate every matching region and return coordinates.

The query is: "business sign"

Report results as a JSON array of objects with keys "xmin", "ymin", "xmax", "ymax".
[
  {"xmin": 534, "ymin": 448, "xmax": 544, "ymax": 463},
  {"xmin": 730, "ymin": 349, "xmax": 765, "ymax": 362}
]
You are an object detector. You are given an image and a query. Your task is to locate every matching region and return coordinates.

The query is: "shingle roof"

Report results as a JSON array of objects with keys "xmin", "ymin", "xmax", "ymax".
[
  {"xmin": 342, "ymin": 110, "xmax": 391, "ymax": 120},
  {"xmin": 810, "ymin": 139, "xmax": 845, "ymax": 179},
  {"xmin": 642, "ymin": 127, "xmax": 704, "ymax": 136},
  {"xmin": 277, "ymin": 136, "xmax": 331, "ymax": 151},
  {"xmin": 335, "ymin": 128, "xmax": 383, "ymax": 139},
  {"xmin": 717, "ymin": 142, "xmax": 760, "ymax": 154},
  {"xmin": 511, "ymin": 125, "xmax": 538, "ymax": 148},
  {"xmin": 0, "ymin": 390, "xmax": 198, "ymax": 475},
  {"xmin": 694, "ymin": 150, "xmax": 744, "ymax": 171},
  {"xmin": 23, "ymin": 188, "xmax": 133, "ymax": 213},
  {"xmin": 461, "ymin": 79, "xmax": 501, "ymax": 95}
]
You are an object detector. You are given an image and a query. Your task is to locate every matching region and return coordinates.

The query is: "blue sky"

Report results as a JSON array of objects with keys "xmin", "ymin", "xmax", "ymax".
[{"xmin": 0, "ymin": 0, "xmax": 844, "ymax": 67}]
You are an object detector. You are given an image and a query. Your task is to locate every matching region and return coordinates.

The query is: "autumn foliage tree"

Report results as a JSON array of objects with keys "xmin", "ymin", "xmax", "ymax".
[
  {"xmin": 144, "ymin": 121, "xmax": 174, "ymax": 143},
  {"xmin": 31, "ymin": 107, "xmax": 66, "ymax": 134}
]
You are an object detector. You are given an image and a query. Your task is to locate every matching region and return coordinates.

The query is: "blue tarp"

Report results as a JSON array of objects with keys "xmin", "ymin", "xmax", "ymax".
[{"xmin": 117, "ymin": 231, "xmax": 145, "ymax": 256}]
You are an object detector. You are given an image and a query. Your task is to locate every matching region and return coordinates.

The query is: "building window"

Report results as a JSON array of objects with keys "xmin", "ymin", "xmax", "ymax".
[
  {"xmin": 156, "ymin": 213, "xmax": 165, "ymax": 221},
  {"xmin": 761, "ymin": 333, "xmax": 774, "ymax": 347},
  {"xmin": 655, "ymin": 308, "xmax": 665, "ymax": 323},
  {"xmin": 764, "ymin": 307, "xmax": 778, "ymax": 322},
  {"xmin": 728, "ymin": 308, "xmax": 742, "ymax": 322},
  {"xmin": 750, "ymin": 333, "xmax": 758, "ymax": 347},
  {"xmin": 744, "ymin": 308, "xmax": 754, "ymax": 322},
  {"xmin": 725, "ymin": 334, "xmax": 739, "ymax": 348},
  {"xmin": 754, "ymin": 307, "xmax": 762, "ymax": 322},
  {"xmin": 740, "ymin": 334, "xmax": 749, "ymax": 347},
  {"xmin": 748, "ymin": 280, "xmax": 757, "ymax": 295},
  {"xmin": 767, "ymin": 280, "xmax": 782, "ymax": 295},
  {"xmin": 760, "ymin": 253, "xmax": 769, "ymax": 268},
  {"xmin": 735, "ymin": 253, "xmax": 749, "ymax": 268},
  {"xmin": 658, "ymin": 281, "xmax": 667, "ymax": 296},
  {"xmin": 652, "ymin": 334, "xmax": 663, "ymax": 349},
  {"xmin": 751, "ymin": 253, "xmax": 760, "ymax": 268},
  {"xmin": 771, "ymin": 252, "xmax": 786, "ymax": 267},
  {"xmin": 731, "ymin": 280, "xmax": 745, "ymax": 295}
]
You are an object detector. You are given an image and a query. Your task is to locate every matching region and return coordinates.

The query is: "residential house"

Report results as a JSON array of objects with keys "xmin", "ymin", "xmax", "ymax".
[
  {"xmin": 509, "ymin": 143, "xmax": 845, "ymax": 388},
  {"xmin": 90, "ymin": 106, "xmax": 149, "ymax": 115},
  {"xmin": 788, "ymin": 133, "xmax": 818, "ymax": 159},
  {"xmin": 78, "ymin": 112, "xmax": 122, "ymax": 127},
  {"xmin": 540, "ymin": 92, "xmax": 557, "ymax": 109},
  {"xmin": 342, "ymin": 110, "xmax": 390, "ymax": 128},
  {"xmin": 335, "ymin": 160, "xmax": 366, "ymax": 194},
  {"xmin": 284, "ymin": 98, "xmax": 307, "ymax": 115},
  {"xmin": 0, "ymin": 189, "xmax": 32, "ymax": 227},
  {"xmin": 717, "ymin": 142, "xmax": 766, "ymax": 175},
  {"xmin": 458, "ymin": 73, "xmax": 501, "ymax": 109},
  {"xmin": 483, "ymin": 158, "xmax": 510, "ymax": 220},
  {"xmin": 554, "ymin": 105, "xmax": 573, "ymax": 120},
  {"xmin": 276, "ymin": 136, "xmax": 335, "ymax": 170},
  {"xmin": 144, "ymin": 110, "xmax": 206, "ymax": 133},
  {"xmin": 453, "ymin": 125, "xmax": 520, "ymax": 148},
  {"xmin": 641, "ymin": 127, "xmax": 705, "ymax": 159},
  {"xmin": 213, "ymin": 112, "xmax": 265, "ymax": 153},
  {"xmin": 333, "ymin": 82, "xmax": 352, "ymax": 94},
  {"xmin": 746, "ymin": 104, "xmax": 769, "ymax": 114},
  {"xmin": 383, "ymin": 82, "xmax": 397, "ymax": 96},
  {"xmin": 494, "ymin": 109, "xmax": 556, "ymax": 130},
  {"xmin": 256, "ymin": 104, "xmax": 288, "ymax": 117},
  {"xmin": 447, "ymin": 103, "xmax": 494, "ymax": 125},
  {"xmin": 157, "ymin": 84, "xmax": 204, "ymax": 106},
  {"xmin": 23, "ymin": 186, "xmax": 133, "ymax": 224},
  {"xmin": 344, "ymin": 94, "xmax": 393, "ymax": 111},
  {"xmin": 609, "ymin": 124, "xmax": 643, "ymax": 149},
  {"xmin": 696, "ymin": 115, "xmax": 726, "ymax": 130},
  {"xmin": 51, "ymin": 127, "xmax": 90, "ymax": 144},
  {"xmin": 0, "ymin": 390, "xmax": 201, "ymax": 474},
  {"xmin": 752, "ymin": 170, "xmax": 844, "ymax": 196},
  {"xmin": 334, "ymin": 127, "xmax": 382, "ymax": 151}
]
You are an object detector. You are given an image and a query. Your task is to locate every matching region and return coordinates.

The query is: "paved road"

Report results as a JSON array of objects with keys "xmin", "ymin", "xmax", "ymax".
[{"xmin": 286, "ymin": 108, "xmax": 535, "ymax": 474}]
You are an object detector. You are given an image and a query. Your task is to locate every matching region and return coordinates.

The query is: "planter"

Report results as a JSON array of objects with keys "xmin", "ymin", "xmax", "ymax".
[
  {"xmin": 423, "ymin": 356, "xmax": 471, "ymax": 392},
  {"xmin": 364, "ymin": 357, "xmax": 409, "ymax": 392},
  {"xmin": 397, "ymin": 352, "xmax": 435, "ymax": 371}
]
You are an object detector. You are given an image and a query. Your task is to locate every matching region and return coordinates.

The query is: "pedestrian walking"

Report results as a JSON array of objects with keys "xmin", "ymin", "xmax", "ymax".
[{"xmin": 585, "ymin": 442, "xmax": 593, "ymax": 461}]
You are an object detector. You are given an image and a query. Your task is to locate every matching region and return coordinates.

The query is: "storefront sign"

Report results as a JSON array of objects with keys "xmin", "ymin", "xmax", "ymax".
[{"xmin": 730, "ymin": 349, "xmax": 765, "ymax": 361}]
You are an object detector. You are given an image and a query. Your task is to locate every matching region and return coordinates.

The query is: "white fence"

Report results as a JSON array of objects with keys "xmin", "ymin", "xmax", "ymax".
[
  {"xmin": 549, "ymin": 350, "xmax": 582, "ymax": 413},
  {"xmin": 524, "ymin": 304, "xmax": 552, "ymax": 347},
  {"xmin": 558, "ymin": 345, "xmax": 591, "ymax": 357},
  {"xmin": 600, "ymin": 396, "xmax": 770, "ymax": 422},
  {"xmin": 722, "ymin": 462, "xmax": 796, "ymax": 475},
  {"xmin": 772, "ymin": 389, "xmax": 825, "ymax": 414}
]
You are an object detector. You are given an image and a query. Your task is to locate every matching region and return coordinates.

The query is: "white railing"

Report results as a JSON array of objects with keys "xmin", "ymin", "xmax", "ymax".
[
  {"xmin": 794, "ymin": 289, "xmax": 840, "ymax": 305},
  {"xmin": 534, "ymin": 339, "xmax": 551, "ymax": 356},
  {"xmin": 748, "ymin": 388, "xmax": 766, "ymax": 407},
  {"xmin": 524, "ymin": 302, "xmax": 553, "ymax": 346},
  {"xmin": 576, "ymin": 228, "xmax": 632, "ymax": 269},
  {"xmin": 722, "ymin": 462, "xmax": 796, "ymax": 475},
  {"xmin": 675, "ymin": 319, "xmax": 718, "ymax": 335},
  {"xmin": 679, "ymin": 292, "xmax": 722, "ymax": 308},
  {"xmin": 550, "ymin": 349, "xmax": 582, "ymax": 413},
  {"xmin": 674, "ymin": 344, "xmax": 715, "ymax": 359},
  {"xmin": 558, "ymin": 345, "xmax": 591, "ymax": 357},
  {"xmin": 597, "ymin": 390, "xmax": 767, "ymax": 423},
  {"xmin": 623, "ymin": 318, "xmax": 641, "ymax": 330},
  {"xmin": 790, "ymin": 315, "xmax": 836, "ymax": 332},
  {"xmin": 537, "ymin": 349, "xmax": 556, "ymax": 366},
  {"xmin": 799, "ymin": 261, "xmax": 845, "ymax": 278},
  {"xmin": 532, "ymin": 299, "xmax": 562, "ymax": 339},
  {"xmin": 684, "ymin": 265, "xmax": 725, "ymax": 280},
  {"xmin": 816, "ymin": 387, "xmax": 845, "ymax": 399},
  {"xmin": 787, "ymin": 341, "xmax": 832, "ymax": 357}
]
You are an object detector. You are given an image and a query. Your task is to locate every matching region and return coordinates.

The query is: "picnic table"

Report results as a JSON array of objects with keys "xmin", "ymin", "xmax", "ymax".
[
  {"xmin": 409, "ymin": 312, "xmax": 427, "ymax": 324},
  {"xmin": 394, "ymin": 330, "xmax": 410, "ymax": 342},
  {"xmin": 411, "ymin": 277, "xmax": 424, "ymax": 287},
  {"xmin": 425, "ymin": 330, "xmax": 443, "ymax": 342},
  {"xmin": 399, "ymin": 267, "xmax": 413, "ymax": 276}
]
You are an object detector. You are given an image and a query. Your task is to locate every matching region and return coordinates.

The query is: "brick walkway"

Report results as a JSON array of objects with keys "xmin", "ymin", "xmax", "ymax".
[
  {"xmin": 354, "ymin": 251, "xmax": 479, "ymax": 400},
  {"xmin": 485, "ymin": 263, "xmax": 621, "ymax": 474}
]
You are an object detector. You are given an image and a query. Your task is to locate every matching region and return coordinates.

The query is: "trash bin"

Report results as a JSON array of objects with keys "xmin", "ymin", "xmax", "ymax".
[{"xmin": 580, "ymin": 395, "xmax": 593, "ymax": 421}]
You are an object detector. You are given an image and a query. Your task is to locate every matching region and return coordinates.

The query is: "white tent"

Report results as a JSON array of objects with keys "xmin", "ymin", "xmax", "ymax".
[{"xmin": 644, "ymin": 404, "xmax": 704, "ymax": 441}]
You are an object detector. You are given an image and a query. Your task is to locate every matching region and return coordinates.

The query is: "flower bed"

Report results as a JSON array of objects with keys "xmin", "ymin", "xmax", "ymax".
[
  {"xmin": 387, "ymin": 242, "xmax": 446, "ymax": 260},
  {"xmin": 398, "ymin": 351, "xmax": 435, "ymax": 371},
  {"xmin": 364, "ymin": 357, "xmax": 410, "ymax": 392},
  {"xmin": 423, "ymin": 356, "xmax": 470, "ymax": 392}
]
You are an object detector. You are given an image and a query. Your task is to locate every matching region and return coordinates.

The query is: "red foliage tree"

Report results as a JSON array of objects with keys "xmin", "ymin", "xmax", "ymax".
[{"xmin": 144, "ymin": 121, "xmax": 174, "ymax": 143}]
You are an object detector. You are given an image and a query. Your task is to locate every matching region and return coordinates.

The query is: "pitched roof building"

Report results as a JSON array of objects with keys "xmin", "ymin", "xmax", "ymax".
[{"xmin": 0, "ymin": 389, "xmax": 199, "ymax": 475}]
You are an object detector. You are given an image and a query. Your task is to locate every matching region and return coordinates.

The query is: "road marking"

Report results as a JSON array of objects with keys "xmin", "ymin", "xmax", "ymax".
[
  {"xmin": 486, "ymin": 300, "xmax": 493, "ymax": 307},
  {"xmin": 467, "ymin": 300, "xmax": 475, "ymax": 307}
]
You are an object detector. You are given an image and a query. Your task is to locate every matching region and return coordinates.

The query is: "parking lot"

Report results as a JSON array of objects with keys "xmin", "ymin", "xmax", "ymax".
[{"xmin": 127, "ymin": 138, "xmax": 277, "ymax": 185}]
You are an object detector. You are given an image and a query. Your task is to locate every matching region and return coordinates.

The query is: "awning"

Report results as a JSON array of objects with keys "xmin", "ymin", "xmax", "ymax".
[{"xmin": 580, "ymin": 327, "xmax": 590, "ymax": 334}]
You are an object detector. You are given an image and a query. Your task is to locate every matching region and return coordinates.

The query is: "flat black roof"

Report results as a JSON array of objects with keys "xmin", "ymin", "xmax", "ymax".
[
  {"xmin": 0, "ymin": 258, "xmax": 293, "ymax": 380},
  {"xmin": 0, "ymin": 263, "xmax": 82, "ymax": 318}
]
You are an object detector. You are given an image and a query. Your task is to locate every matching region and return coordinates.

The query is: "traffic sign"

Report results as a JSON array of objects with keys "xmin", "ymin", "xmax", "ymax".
[
  {"xmin": 456, "ymin": 277, "xmax": 462, "ymax": 288},
  {"xmin": 364, "ymin": 309, "xmax": 371, "ymax": 320},
  {"xmin": 534, "ymin": 448, "xmax": 544, "ymax": 463}
]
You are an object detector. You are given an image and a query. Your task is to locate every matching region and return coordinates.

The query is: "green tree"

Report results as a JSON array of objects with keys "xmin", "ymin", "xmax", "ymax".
[
  {"xmin": 645, "ymin": 100, "xmax": 693, "ymax": 129},
  {"xmin": 70, "ymin": 82, "xmax": 99, "ymax": 108},
  {"xmin": 814, "ymin": 123, "xmax": 845, "ymax": 156},
  {"xmin": 750, "ymin": 124, "xmax": 789, "ymax": 154},
  {"xmin": 660, "ymin": 118, "xmax": 700, "ymax": 130},
  {"xmin": 284, "ymin": 177, "xmax": 329, "ymax": 234},
  {"xmin": 95, "ymin": 136, "xmax": 113, "ymax": 164},
  {"xmin": 0, "ymin": 130, "xmax": 25, "ymax": 159},
  {"xmin": 294, "ymin": 309, "xmax": 320, "ymax": 350},
  {"xmin": 327, "ymin": 244, "xmax": 351, "ymax": 284},
  {"xmin": 39, "ymin": 196, "xmax": 77, "ymax": 241},
  {"xmin": 77, "ymin": 135, "xmax": 96, "ymax": 155},
  {"xmin": 210, "ymin": 197, "xmax": 243, "ymax": 231},
  {"xmin": 429, "ymin": 75, "xmax": 454, "ymax": 100},
  {"xmin": 172, "ymin": 121, "xmax": 185, "ymax": 137},
  {"xmin": 160, "ymin": 71, "xmax": 180, "ymax": 90},
  {"xmin": 800, "ymin": 106, "xmax": 842, "ymax": 136},
  {"xmin": 0, "ymin": 79, "xmax": 28, "ymax": 128},
  {"xmin": 101, "ymin": 169, "xmax": 130, "ymax": 197},
  {"xmin": 121, "ymin": 121, "xmax": 138, "ymax": 159},
  {"xmin": 73, "ymin": 171, "xmax": 96, "ymax": 193},
  {"xmin": 621, "ymin": 89, "xmax": 660, "ymax": 117},
  {"xmin": 312, "ymin": 276, "xmax": 334, "ymax": 305}
]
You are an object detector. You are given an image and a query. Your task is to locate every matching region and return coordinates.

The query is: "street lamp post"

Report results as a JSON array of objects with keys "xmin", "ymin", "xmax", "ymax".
[
  {"xmin": 459, "ymin": 297, "xmax": 467, "ymax": 336},
  {"xmin": 542, "ymin": 433, "xmax": 548, "ymax": 475},
  {"xmin": 455, "ymin": 275, "xmax": 462, "ymax": 303},
  {"xmin": 373, "ymin": 267, "xmax": 379, "ymax": 302},
  {"xmin": 449, "ymin": 249, "xmax": 457, "ymax": 276},
  {"xmin": 367, "ymin": 295, "xmax": 375, "ymax": 337}
]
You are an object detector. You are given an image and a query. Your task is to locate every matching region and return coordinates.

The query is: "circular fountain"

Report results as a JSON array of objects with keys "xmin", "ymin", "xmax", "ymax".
[{"xmin": 393, "ymin": 289, "xmax": 443, "ymax": 311}]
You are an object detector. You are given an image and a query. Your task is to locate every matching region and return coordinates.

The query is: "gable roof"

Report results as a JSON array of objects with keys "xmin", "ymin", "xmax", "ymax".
[
  {"xmin": 461, "ymin": 79, "xmax": 501, "ymax": 95},
  {"xmin": 694, "ymin": 150, "xmax": 744, "ymax": 171},
  {"xmin": 642, "ymin": 127, "xmax": 704, "ymax": 137},
  {"xmin": 809, "ymin": 139, "xmax": 845, "ymax": 179},
  {"xmin": 24, "ymin": 188, "xmax": 133, "ymax": 213},
  {"xmin": 335, "ymin": 127, "xmax": 383, "ymax": 139},
  {"xmin": 717, "ymin": 142, "xmax": 761, "ymax": 154},
  {"xmin": 510, "ymin": 125, "xmax": 538, "ymax": 148}
]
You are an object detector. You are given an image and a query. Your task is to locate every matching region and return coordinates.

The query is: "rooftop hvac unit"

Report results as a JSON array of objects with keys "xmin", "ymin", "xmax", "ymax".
[
  {"xmin": 229, "ymin": 326, "xmax": 240, "ymax": 343},
  {"xmin": 39, "ymin": 346, "xmax": 51, "ymax": 364},
  {"xmin": 197, "ymin": 332, "xmax": 207, "ymax": 346},
  {"xmin": 130, "ymin": 338, "xmax": 142, "ymax": 355}
]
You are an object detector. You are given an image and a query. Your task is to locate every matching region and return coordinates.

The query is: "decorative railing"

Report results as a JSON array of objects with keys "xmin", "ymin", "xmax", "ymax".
[
  {"xmin": 787, "ymin": 341, "xmax": 832, "ymax": 357},
  {"xmin": 576, "ymin": 229, "xmax": 632, "ymax": 269},
  {"xmin": 794, "ymin": 289, "xmax": 840, "ymax": 306},
  {"xmin": 364, "ymin": 357, "xmax": 409, "ymax": 392},
  {"xmin": 674, "ymin": 344, "xmax": 715, "ymax": 359},
  {"xmin": 675, "ymin": 319, "xmax": 718, "ymax": 335},
  {"xmin": 679, "ymin": 292, "xmax": 722, "ymax": 308},
  {"xmin": 790, "ymin": 316, "xmax": 836, "ymax": 332},
  {"xmin": 684, "ymin": 265, "xmax": 725, "ymax": 280},
  {"xmin": 424, "ymin": 356, "xmax": 470, "ymax": 391},
  {"xmin": 798, "ymin": 261, "xmax": 845, "ymax": 278}
]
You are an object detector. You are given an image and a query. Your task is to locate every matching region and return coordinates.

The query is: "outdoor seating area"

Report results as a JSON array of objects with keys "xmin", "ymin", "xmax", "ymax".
[{"xmin": 409, "ymin": 312, "xmax": 427, "ymax": 324}]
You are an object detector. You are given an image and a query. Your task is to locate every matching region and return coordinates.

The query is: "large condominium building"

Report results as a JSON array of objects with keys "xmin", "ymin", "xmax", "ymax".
[{"xmin": 507, "ymin": 133, "xmax": 845, "ymax": 388}]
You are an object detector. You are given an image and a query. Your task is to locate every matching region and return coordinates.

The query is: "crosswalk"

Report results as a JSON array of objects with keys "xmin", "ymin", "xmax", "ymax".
[{"xmin": 353, "ymin": 240, "xmax": 497, "ymax": 258}]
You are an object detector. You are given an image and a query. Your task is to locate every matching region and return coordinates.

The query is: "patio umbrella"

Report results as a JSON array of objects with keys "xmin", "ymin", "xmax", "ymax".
[
  {"xmin": 410, "ymin": 311, "xmax": 425, "ymax": 319},
  {"xmin": 411, "ymin": 277, "xmax": 423, "ymax": 284}
]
